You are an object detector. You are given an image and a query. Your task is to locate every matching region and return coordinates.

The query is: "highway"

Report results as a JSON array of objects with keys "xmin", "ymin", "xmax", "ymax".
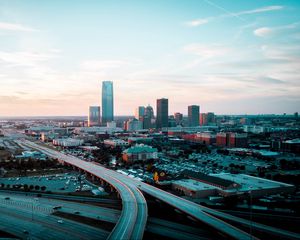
[
  {"xmin": 0, "ymin": 189, "xmax": 121, "ymax": 205},
  {"xmin": 18, "ymin": 139, "xmax": 148, "ymax": 240},
  {"xmin": 0, "ymin": 193, "xmax": 110, "ymax": 239},
  {"xmin": 114, "ymin": 166, "xmax": 300, "ymax": 239},
  {"xmin": 18, "ymin": 139, "xmax": 300, "ymax": 240},
  {"xmin": 20, "ymin": 139, "xmax": 253, "ymax": 239},
  {"xmin": 0, "ymin": 191, "xmax": 120, "ymax": 223},
  {"xmin": 0, "ymin": 191, "xmax": 210, "ymax": 240}
]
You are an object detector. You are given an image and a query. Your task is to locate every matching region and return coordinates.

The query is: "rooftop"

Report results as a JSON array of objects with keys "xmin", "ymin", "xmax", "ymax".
[
  {"xmin": 124, "ymin": 144, "xmax": 157, "ymax": 154},
  {"xmin": 173, "ymin": 179, "xmax": 218, "ymax": 191},
  {"xmin": 210, "ymin": 173, "xmax": 294, "ymax": 192},
  {"xmin": 182, "ymin": 170, "xmax": 236, "ymax": 188}
]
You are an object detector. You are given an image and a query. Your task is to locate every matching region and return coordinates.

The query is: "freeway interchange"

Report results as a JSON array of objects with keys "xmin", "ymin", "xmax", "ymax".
[{"xmin": 4, "ymin": 138, "xmax": 300, "ymax": 240}]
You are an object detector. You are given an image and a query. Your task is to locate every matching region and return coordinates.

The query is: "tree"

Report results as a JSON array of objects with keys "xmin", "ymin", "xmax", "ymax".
[{"xmin": 41, "ymin": 186, "xmax": 46, "ymax": 191}]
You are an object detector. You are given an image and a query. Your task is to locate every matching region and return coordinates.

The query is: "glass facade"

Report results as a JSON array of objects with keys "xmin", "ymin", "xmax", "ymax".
[
  {"xmin": 88, "ymin": 106, "xmax": 101, "ymax": 127},
  {"xmin": 102, "ymin": 81, "xmax": 114, "ymax": 124}
]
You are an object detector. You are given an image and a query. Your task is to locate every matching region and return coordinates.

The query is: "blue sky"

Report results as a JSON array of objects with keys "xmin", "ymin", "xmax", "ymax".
[{"xmin": 0, "ymin": 0, "xmax": 299, "ymax": 116}]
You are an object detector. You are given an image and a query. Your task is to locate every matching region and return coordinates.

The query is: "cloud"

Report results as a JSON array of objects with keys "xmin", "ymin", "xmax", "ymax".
[
  {"xmin": 236, "ymin": 5, "xmax": 283, "ymax": 16},
  {"xmin": 0, "ymin": 22, "xmax": 37, "ymax": 32},
  {"xmin": 0, "ymin": 51, "xmax": 58, "ymax": 67},
  {"xmin": 185, "ymin": 5, "xmax": 283, "ymax": 27},
  {"xmin": 261, "ymin": 44, "xmax": 300, "ymax": 61},
  {"xmin": 80, "ymin": 60, "xmax": 128, "ymax": 71},
  {"xmin": 80, "ymin": 58, "xmax": 142, "ymax": 71},
  {"xmin": 16, "ymin": 91, "xmax": 29, "ymax": 95},
  {"xmin": 254, "ymin": 27, "xmax": 273, "ymax": 37},
  {"xmin": 185, "ymin": 19, "xmax": 209, "ymax": 27},
  {"xmin": 254, "ymin": 22, "xmax": 300, "ymax": 38},
  {"xmin": 183, "ymin": 43, "xmax": 229, "ymax": 58},
  {"xmin": 259, "ymin": 76, "xmax": 285, "ymax": 84}
]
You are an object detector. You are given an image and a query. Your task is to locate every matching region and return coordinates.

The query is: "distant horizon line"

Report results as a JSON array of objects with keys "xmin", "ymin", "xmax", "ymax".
[{"xmin": 0, "ymin": 113, "xmax": 298, "ymax": 120}]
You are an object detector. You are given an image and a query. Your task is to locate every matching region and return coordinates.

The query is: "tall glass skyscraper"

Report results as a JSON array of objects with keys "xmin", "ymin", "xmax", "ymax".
[
  {"xmin": 188, "ymin": 105, "xmax": 200, "ymax": 127},
  {"xmin": 156, "ymin": 98, "xmax": 168, "ymax": 129},
  {"xmin": 102, "ymin": 81, "xmax": 114, "ymax": 124}
]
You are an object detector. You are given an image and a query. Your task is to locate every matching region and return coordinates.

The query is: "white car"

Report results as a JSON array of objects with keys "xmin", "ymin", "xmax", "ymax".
[{"xmin": 57, "ymin": 220, "xmax": 63, "ymax": 224}]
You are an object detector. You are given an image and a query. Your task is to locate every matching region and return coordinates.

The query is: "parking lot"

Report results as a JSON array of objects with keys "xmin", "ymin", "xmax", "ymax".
[{"xmin": 0, "ymin": 173, "xmax": 99, "ymax": 193}]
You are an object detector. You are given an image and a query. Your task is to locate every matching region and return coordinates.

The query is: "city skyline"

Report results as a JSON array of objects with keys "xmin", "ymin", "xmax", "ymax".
[{"xmin": 0, "ymin": 0, "xmax": 300, "ymax": 116}]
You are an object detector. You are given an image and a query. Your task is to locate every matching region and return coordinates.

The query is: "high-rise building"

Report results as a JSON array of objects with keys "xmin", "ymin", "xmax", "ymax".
[
  {"xmin": 200, "ymin": 112, "xmax": 215, "ymax": 126},
  {"xmin": 144, "ymin": 105, "xmax": 154, "ymax": 119},
  {"xmin": 88, "ymin": 106, "xmax": 101, "ymax": 127},
  {"xmin": 135, "ymin": 106, "xmax": 145, "ymax": 120},
  {"xmin": 143, "ymin": 105, "xmax": 154, "ymax": 129},
  {"xmin": 174, "ymin": 112, "xmax": 183, "ymax": 125},
  {"xmin": 207, "ymin": 112, "xmax": 215, "ymax": 124},
  {"xmin": 102, "ymin": 81, "xmax": 114, "ymax": 124},
  {"xmin": 188, "ymin": 105, "xmax": 200, "ymax": 127},
  {"xmin": 156, "ymin": 98, "xmax": 168, "ymax": 128},
  {"xmin": 168, "ymin": 115, "xmax": 177, "ymax": 127},
  {"xmin": 200, "ymin": 113, "xmax": 207, "ymax": 126}
]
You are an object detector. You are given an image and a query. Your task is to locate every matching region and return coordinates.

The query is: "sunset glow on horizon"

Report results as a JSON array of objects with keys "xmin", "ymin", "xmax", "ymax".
[{"xmin": 0, "ymin": 0, "xmax": 300, "ymax": 116}]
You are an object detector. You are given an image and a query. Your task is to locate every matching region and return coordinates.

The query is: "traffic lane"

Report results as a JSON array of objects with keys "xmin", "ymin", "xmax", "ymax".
[
  {"xmin": 106, "ymin": 177, "xmax": 138, "ymax": 240},
  {"xmin": 0, "ymin": 192, "xmax": 120, "ymax": 223},
  {"xmin": 137, "ymin": 182, "xmax": 254, "ymax": 240},
  {"xmin": 0, "ymin": 195, "xmax": 110, "ymax": 239},
  {"xmin": 21, "ymin": 140, "xmax": 148, "ymax": 240},
  {"xmin": 129, "ymin": 186, "xmax": 148, "ymax": 240},
  {"xmin": 0, "ymin": 202, "xmax": 110, "ymax": 238},
  {"xmin": 98, "ymin": 170, "xmax": 254, "ymax": 239},
  {"xmin": 134, "ymin": 182, "xmax": 299, "ymax": 240},
  {"xmin": 107, "ymin": 170, "xmax": 300, "ymax": 239},
  {"xmin": 0, "ymin": 207, "xmax": 108, "ymax": 240},
  {"xmin": 0, "ymin": 189, "xmax": 120, "ymax": 203}
]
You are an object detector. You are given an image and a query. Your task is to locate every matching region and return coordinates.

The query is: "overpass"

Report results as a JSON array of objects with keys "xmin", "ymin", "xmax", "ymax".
[
  {"xmin": 20, "ymin": 140, "xmax": 300, "ymax": 240},
  {"xmin": 18, "ymin": 140, "xmax": 147, "ymax": 240}
]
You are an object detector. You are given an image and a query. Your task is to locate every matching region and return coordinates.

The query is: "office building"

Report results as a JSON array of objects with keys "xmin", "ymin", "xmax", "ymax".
[
  {"xmin": 122, "ymin": 144, "xmax": 158, "ymax": 163},
  {"xmin": 216, "ymin": 132, "xmax": 248, "ymax": 148},
  {"xmin": 200, "ymin": 112, "xmax": 215, "ymax": 126},
  {"xmin": 102, "ymin": 81, "xmax": 114, "ymax": 124},
  {"xmin": 168, "ymin": 115, "xmax": 177, "ymax": 127},
  {"xmin": 88, "ymin": 106, "xmax": 101, "ymax": 127},
  {"xmin": 200, "ymin": 113, "xmax": 207, "ymax": 126},
  {"xmin": 188, "ymin": 105, "xmax": 200, "ymax": 127},
  {"xmin": 174, "ymin": 112, "xmax": 183, "ymax": 125},
  {"xmin": 142, "ymin": 105, "xmax": 154, "ymax": 129},
  {"xmin": 156, "ymin": 98, "xmax": 168, "ymax": 128},
  {"xmin": 144, "ymin": 105, "xmax": 154, "ymax": 119},
  {"xmin": 216, "ymin": 133, "xmax": 229, "ymax": 147},
  {"xmin": 53, "ymin": 138, "xmax": 84, "ymax": 147},
  {"xmin": 125, "ymin": 118, "xmax": 143, "ymax": 132},
  {"xmin": 135, "ymin": 106, "xmax": 145, "ymax": 120},
  {"xmin": 195, "ymin": 132, "xmax": 216, "ymax": 145},
  {"xmin": 104, "ymin": 139, "xmax": 129, "ymax": 148}
]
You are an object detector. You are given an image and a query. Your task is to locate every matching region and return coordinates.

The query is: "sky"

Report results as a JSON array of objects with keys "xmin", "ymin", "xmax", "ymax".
[{"xmin": 0, "ymin": 0, "xmax": 300, "ymax": 116}]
